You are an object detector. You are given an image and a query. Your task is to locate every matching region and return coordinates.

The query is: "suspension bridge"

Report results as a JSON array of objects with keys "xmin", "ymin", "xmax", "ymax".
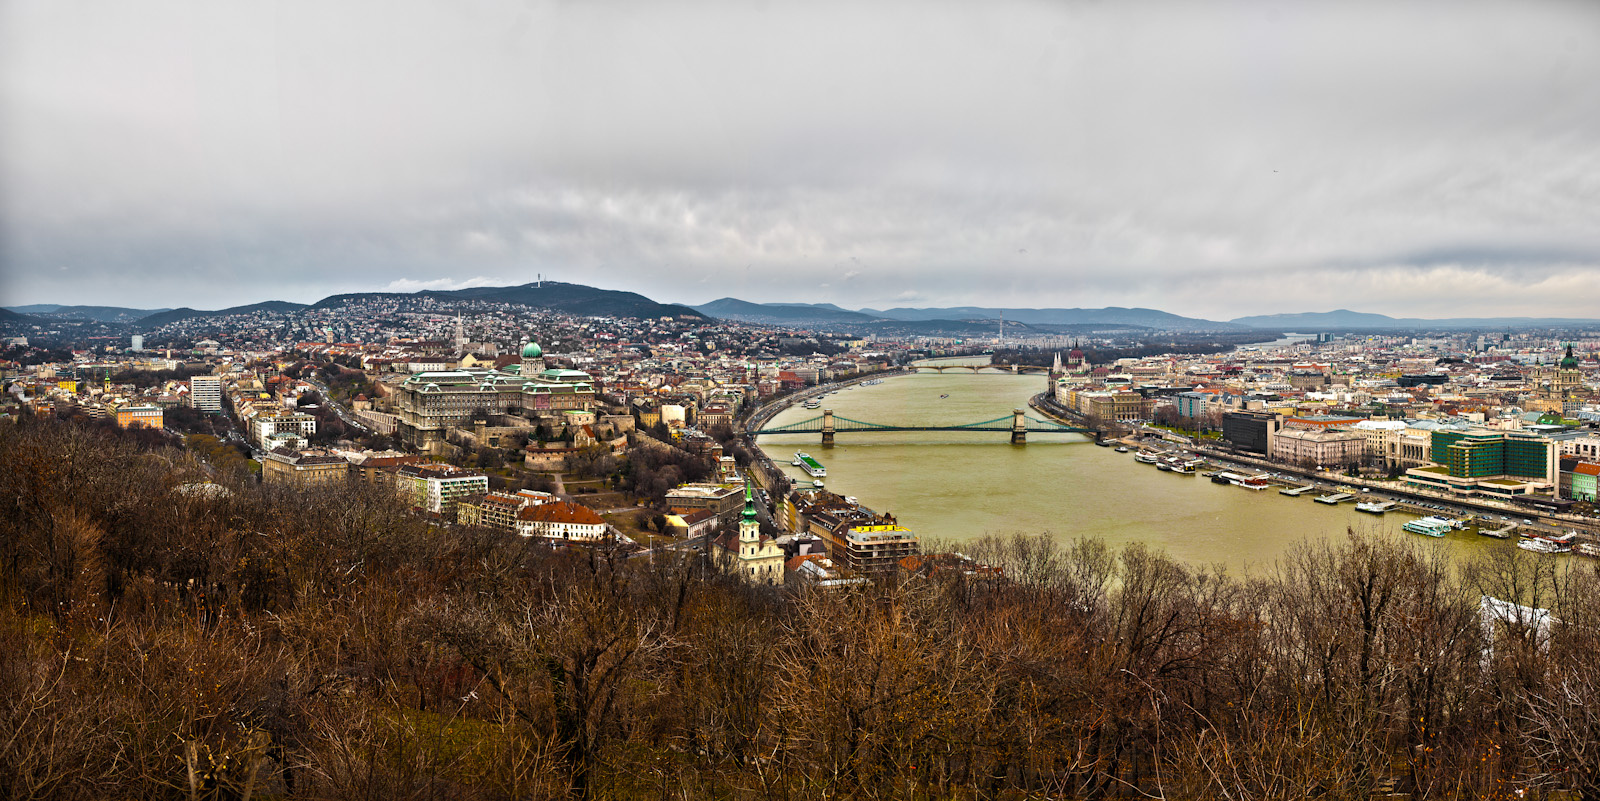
[
  {"xmin": 753, "ymin": 408, "xmax": 1098, "ymax": 444},
  {"xmin": 912, "ymin": 363, "xmax": 1051, "ymax": 374}
]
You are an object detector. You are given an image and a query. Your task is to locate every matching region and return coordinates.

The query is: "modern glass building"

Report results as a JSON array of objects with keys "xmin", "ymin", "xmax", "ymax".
[
  {"xmin": 1409, "ymin": 429, "xmax": 1558, "ymax": 498},
  {"xmin": 1429, "ymin": 430, "xmax": 1554, "ymax": 481}
]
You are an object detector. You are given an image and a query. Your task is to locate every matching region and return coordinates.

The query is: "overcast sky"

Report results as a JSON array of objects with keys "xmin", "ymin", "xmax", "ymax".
[{"xmin": 2, "ymin": 0, "xmax": 1598, "ymax": 321}]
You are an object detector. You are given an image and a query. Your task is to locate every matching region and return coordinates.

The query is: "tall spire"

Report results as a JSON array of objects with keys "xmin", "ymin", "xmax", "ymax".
[{"xmin": 742, "ymin": 480, "xmax": 758, "ymax": 521}]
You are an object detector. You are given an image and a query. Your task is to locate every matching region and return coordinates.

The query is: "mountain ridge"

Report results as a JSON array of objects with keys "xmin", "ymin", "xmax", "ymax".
[
  {"xmin": 4, "ymin": 305, "xmax": 172, "ymax": 322},
  {"xmin": 1230, "ymin": 309, "xmax": 1600, "ymax": 330},
  {"xmin": 311, "ymin": 281, "xmax": 708, "ymax": 321},
  {"xmin": 695, "ymin": 299, "xmax": 1245, "ymax": 332},
  {"xmin": 139, "ymin": 301, "xmax": 310, "ymax": 327}
]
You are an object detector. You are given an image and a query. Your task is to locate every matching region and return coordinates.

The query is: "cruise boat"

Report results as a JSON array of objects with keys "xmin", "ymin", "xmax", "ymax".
[
  {"xmin": 1518, "ymin": 538, "xmax": 1571, "ymax": 554},
  {"xmin": 1231, "ymin": 474, "xmax": 1271, "ymax": 490},
  {"xmin": 1115, "ymin": 446, "xmax": 1130, "ymax": 453},
  {"xmin": 1575, "ymin": 542, "xmax": 1600, "ymax": 558},
  {"xmin": 812, "ymin": 479, "xmax": 825, "ymax": 488},
  {"xmin": 1404, "ymin": 519, "xmax": 1452, "ymax": 538},
  {"xmin": 801, "ymin": 399, "xmax": 822, "ymax": 409},
  {"xmin": 1134, "ymin": 451, "xmax": 1161, "ymax": 464},
  {"xmin": 793, "ymin": 452, "xmax": 826, "ymax": 477},
  {"xmin": 1355, "ymin": 501, "xmax": 1398, "ymax": 514}
]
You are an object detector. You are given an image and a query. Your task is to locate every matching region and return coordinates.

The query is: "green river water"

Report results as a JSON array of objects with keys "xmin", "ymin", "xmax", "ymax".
[{"xmin": 756, "ymin": 365, "xmax": 1503, "ymax": 574}]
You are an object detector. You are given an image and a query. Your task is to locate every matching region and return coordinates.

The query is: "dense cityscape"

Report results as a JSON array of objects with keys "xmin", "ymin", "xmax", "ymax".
[
  {"xmin": 8, "ymin": 284, "xmax": 1600, "ymax": 797},
  {"xmin": 8, "ymin": 0, "xmax": 1600, "ymax": 797}
]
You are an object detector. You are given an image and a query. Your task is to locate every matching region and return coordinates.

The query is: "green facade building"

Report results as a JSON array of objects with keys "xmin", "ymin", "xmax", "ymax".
[{"xmin": 1429, "ymin": 430, "xmax": 1554, "ymax": 481}]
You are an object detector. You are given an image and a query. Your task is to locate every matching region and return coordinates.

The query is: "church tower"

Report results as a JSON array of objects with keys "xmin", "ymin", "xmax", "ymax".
[
  {"xmin": 739, "ymin": 482, "xmax": 761, "ymax": 547},
  {"xmin": 1557, "ymin": 343, "xmax": 1582, "ymax": 397}
]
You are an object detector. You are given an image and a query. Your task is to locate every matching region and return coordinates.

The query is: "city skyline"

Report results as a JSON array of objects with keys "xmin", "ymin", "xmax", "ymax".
[{"xmin": 3, "ymin": 0, "xmax": 1598, "ymax": 318}]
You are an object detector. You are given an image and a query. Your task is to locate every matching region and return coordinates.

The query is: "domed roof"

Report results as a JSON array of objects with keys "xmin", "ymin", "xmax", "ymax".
[
  {"xmin": 1561, "ymin": 344, "xmax": 1579, "ymax": 369},
  {"xmin": 521, "ymin": 342, "xmax": 543, "ymax": 358}
]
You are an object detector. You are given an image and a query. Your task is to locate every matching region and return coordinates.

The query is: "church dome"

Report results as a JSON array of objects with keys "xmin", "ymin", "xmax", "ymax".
[
  {"xmin": 1560, "ymin": 344, "xmax": 1579, "ymax": 369},
  {"xmin": 521, "ymin": 342, "xmax": 543, "ymax": 358}
]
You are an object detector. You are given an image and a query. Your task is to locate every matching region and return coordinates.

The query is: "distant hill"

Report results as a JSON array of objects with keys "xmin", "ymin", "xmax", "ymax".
[
  {"xmin": 862, "ymin": 305, "xmax": 1247, "ymax": 332},
  {"xmin": 694, "ymin": 299, "xmax": 1241, "ymax": 332},
  {"xmin": 312, "ymin": 281, "xmax": 707, "ymax": 320},
  {"xmin": 693, "ymin": 298, "xmax": 884, "ymax": 326},
  {"xmin": 0, "ymin": 308, "xmax": 27, "ymax": 322},
  {"xmin": 138, "ymin": 301, "xmax": 308, "ymax": 327},
  {"xmin": 4, "ymin": 305, "xmax": 171, "ymax": 322},
  {"xmin": 1230, "ymin": 310, "xmax": 1600, "ymax": 330}
]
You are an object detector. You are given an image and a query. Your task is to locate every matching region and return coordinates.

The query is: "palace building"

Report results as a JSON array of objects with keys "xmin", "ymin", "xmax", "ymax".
[{"xmin": 390, "ymin": 341, "xmax": 597, "ymax": 453}]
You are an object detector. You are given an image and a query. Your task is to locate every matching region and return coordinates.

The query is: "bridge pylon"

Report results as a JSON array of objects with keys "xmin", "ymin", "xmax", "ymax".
[
  {"xmin": 1011, "ymin": 408, "xmax": 1026, "ymax": 444},
  {"xmin": 821, "ymin": 409, "xmax": 835, "ymax": 447}
]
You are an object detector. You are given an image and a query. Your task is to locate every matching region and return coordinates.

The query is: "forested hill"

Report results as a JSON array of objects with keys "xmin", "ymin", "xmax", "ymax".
[{"xmin": 312, "ymin": 281, "xmax": 708, "ymax": 320}]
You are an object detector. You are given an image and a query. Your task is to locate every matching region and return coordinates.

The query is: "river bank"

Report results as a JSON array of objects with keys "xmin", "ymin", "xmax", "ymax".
[{"xmin": 753, "ymin": 370, "xmax": 1488, "ymax": 572}]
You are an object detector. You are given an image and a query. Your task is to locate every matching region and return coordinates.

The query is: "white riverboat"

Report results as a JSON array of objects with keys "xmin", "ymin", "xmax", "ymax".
[{"xmin": 794, "ymin": 451, "xmax": 826, "ymax": 477}]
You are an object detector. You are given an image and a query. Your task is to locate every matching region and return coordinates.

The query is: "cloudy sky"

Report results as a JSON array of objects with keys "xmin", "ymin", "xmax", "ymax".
[{"xmin": 2, "ymin": 0, "xmax": 1598, "ymax": 320}]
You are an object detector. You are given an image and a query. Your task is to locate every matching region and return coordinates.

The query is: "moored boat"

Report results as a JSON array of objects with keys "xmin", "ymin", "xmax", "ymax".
[
  {"xmin": 1518, "ymin": 538, "xmax": 1571, "ymax": 554},
  {"xmin": 794, "ymin": 452, "xmax": 826, "ymax": 477},
  {"xmin": 1404, "ymin": 519, "xmax": 1452, "ymax": 538},
  {"xmin": 1231, "ymin": 475, "xmax": 1271, "ymax": 490}
]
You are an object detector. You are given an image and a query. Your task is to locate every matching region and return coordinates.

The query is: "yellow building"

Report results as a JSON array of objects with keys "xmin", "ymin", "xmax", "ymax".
[
  {"xmin": 260, "ymin": 450, "xmax": 350, "ymax": 487},
  {"xmin": 710, "ymin": 486, "xmax": 784, "ymax": 585},
  {"xmin": 115, "ymin": 405, "xmax": 163, "ymax": 430}
]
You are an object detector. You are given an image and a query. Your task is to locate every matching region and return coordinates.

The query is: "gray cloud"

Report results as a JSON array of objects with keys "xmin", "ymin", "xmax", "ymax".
[{"xmin": 3, "ymin": 0, "xmax": 1598, "ymax": 319}]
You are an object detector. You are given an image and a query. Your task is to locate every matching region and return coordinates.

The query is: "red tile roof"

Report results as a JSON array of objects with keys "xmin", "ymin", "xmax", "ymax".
[{"xmin": 519, "ymin": 501, "xmax": 605, "ymax": 526}]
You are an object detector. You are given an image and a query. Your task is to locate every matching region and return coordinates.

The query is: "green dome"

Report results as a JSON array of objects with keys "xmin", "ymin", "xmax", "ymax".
[
  {"xmin": 521, "ymin": 342, "xmax": 543, "ymax": 358},
  {"xmin": 1560, "ymin": 344, "xmax": 1579, "ymax": 369}
]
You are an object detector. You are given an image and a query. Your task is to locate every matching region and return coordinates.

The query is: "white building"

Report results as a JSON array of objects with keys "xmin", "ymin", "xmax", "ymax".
[
  {"xmin": 188, "ymin": 375, "xmax": 222, "ymax": 413},
  {"xmin": 516, "ymin": 501, "xmax": 609, "ymax": 542},
  {"xmin": 250, "ymin": 409, "xmax": 317, "ymax": 447},
  {"xmin": 395, "ymin": 463, "xmax": 490, "ymax": 516}
]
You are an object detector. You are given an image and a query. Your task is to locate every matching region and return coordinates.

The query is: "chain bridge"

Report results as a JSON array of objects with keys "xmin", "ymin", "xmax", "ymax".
[
  {"xmin": 911, "ymin": 363, "xmax": 1051, "ymax": 374},
  {"xmin": 753, "ymin": 408, "xmax": 1098, "ymax": 445}
]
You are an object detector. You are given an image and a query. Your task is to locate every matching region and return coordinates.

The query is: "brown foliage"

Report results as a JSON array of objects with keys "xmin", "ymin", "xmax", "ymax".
[{"xmin": 8, "ymin": 416, "xmax": 1600, "ymax": 799}]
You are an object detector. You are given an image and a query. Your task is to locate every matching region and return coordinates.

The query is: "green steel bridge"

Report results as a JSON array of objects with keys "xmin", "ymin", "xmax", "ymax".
[
  {"xmin": 911, "ymin": 363, "xmax": 1051, "ymax": 374},
  {"xmin": 754, "ymin": 408, "xmax": 1098, "ymax": 444}
]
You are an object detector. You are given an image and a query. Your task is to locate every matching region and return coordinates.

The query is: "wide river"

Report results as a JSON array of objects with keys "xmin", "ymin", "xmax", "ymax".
[{"xmin": 756, "ymin": 363, "xmax": 1501, "ymax": 573}]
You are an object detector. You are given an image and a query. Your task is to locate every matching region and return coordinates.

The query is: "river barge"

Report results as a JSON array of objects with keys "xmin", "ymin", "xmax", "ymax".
[{"xmin": 793, "ymin": 452, "xmax": 826, "ymax": 477}]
